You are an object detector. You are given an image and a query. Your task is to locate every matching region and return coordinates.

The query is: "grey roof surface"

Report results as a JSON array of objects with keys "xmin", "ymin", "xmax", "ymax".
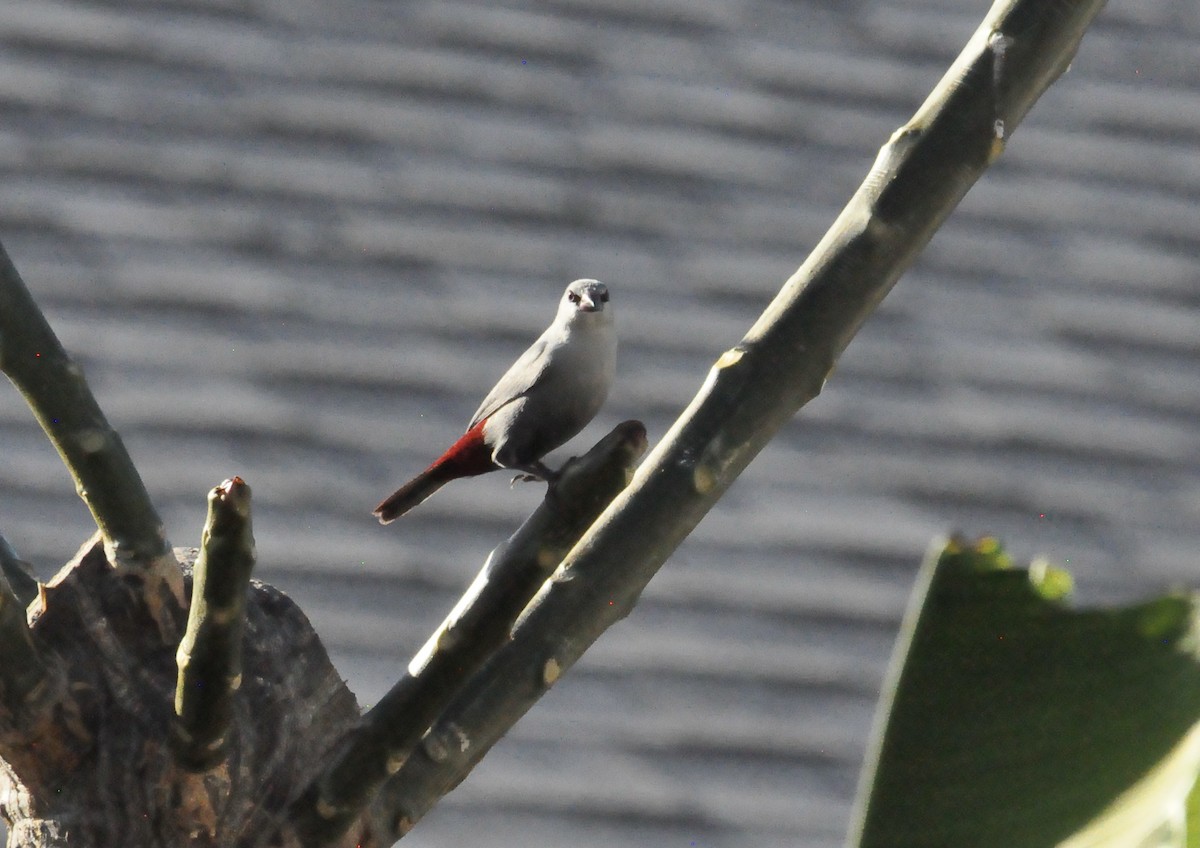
[{"xmin": 1, "ymin": 0, "xmax": 1198, "ymax": 845}]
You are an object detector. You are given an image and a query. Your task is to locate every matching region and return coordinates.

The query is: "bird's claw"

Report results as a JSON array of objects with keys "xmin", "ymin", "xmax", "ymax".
[{"xmin": 510, "ymin": 473, "xmax": 542, "ymax": 487}]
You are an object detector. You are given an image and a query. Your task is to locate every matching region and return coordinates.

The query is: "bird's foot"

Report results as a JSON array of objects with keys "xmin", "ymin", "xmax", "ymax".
[{"xmin": 508, "ymin": 461, "xmax": 561, "ymax": 487}]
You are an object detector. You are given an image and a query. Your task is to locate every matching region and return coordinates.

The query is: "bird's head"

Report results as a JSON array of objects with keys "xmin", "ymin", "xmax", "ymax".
[{"xmin": 559, "ymin": 279, "xmax": 612, "ymax": 324}]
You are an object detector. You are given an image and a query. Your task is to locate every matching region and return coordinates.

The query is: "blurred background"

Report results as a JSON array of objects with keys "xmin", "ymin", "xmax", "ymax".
[{"xmin": 1, "ymin": 0, "xmax": 1198, "ymax": 845}]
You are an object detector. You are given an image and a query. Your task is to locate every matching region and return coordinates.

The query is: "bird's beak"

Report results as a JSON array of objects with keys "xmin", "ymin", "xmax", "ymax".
[{"xmin": 578, "ymin": 293, "xmax": 599, "ymax": 312}]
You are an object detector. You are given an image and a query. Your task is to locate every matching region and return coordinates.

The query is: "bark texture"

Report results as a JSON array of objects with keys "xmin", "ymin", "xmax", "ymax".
[{"xmin": 0, "ymin": 539, "xmax": 363, "ymax": 848}]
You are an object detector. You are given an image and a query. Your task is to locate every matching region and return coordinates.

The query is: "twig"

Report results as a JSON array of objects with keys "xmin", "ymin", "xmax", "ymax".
[
  {"xmin": 0, "ymin": 532, "xmax": 40, "ymax": 608},
  {"xmin": 370, "ymin": 0, "xmax": 1108, "ymax": 839},
  {"xmin": 0, "ymin": 239, "xmax": 177, "ymax": 593},
  {"xmin": 290, "ymin": 422, "xmax": 647, "ymax": 845},
  {"xmin": 172, "ymin": 477, "xmax": 257, "ymax": 771}
]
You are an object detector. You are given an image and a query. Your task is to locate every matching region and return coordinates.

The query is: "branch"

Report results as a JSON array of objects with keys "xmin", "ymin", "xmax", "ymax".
[
  {"xmin": 0, "ymin": 239, "xmax": 178, "ymax": 595},
  {"xmin": 0, "ymin": 531, "xmax": 48, "ymax": 724},
  {"xmin": 372, "ymin": 0, "xmax": 1107, "ymax": 839},
  {"xmin": 290, "ymin": 421, "xmax": 647, "ymax": 845},
  {"xmin": 0, "ymin": 531, "xmax": 40, "ymax": 608},
  {"xmin": 172, "ymin": 477, "xmax": 257, "ymax": 771},
  {"xmin": 0, "ymin": 557, "xmax": 50, "ymax": 724}
]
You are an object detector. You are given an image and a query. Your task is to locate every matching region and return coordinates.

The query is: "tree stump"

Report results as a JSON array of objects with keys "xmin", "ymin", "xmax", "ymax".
[{"xmin": 0, "ymin": 538, "xmax": 364, "ymax": 848}]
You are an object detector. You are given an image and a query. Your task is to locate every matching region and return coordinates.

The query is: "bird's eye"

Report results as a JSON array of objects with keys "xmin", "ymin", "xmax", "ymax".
[
  {"xmin": 568, "ymin": 291, "xmax": 581, "ymax": 303},
  {"xmin": 599, "ymin": 290, "xmax": 609, "ymax": 303}
]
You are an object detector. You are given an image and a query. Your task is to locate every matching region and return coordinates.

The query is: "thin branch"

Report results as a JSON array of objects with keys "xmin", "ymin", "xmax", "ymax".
[
  {"xmin": 172, "ymin": 477, "xmax": 257, "ymax": 771},
  {"xmin": 371, "ymin": 0, "xmax": 1108, "ymax": 839},
  {"xmin": 0, "ymin": 531, "xmax": 40, "ymax": 608},
  {"xmin": 0, "ymin": 239, "xmax": 177, "ymax": 592},
  {"xmin": 0, "ymin": 560, "xmax": 50, "ymax": 724},
  {"xmin": 290, "ymin": 421, "xmax": 647, "ymax": 845}
]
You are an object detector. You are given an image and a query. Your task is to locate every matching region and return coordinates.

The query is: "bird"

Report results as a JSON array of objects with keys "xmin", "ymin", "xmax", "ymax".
[{"xmin": 373, "ymin": 279, "xmax": 617, "ymax": 523}]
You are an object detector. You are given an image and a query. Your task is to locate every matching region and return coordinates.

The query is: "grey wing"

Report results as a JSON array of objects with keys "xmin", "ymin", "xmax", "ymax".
[{"xmin": 468, "ymin": 337, "xmax": 553, "ymax": 428}]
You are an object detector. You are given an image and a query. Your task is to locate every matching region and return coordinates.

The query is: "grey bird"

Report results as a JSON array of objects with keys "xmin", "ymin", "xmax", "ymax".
[{"xmin": 373, "ymin": 279, "xmax": 617, "ymax": 523}]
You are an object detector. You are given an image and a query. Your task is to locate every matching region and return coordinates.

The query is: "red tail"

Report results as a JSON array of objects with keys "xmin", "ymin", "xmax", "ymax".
[{"xmin": 373, "ymin": 420, "xmax": 495, "ymax": 523}]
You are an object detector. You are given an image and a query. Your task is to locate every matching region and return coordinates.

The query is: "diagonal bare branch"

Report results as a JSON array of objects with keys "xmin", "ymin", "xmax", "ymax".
[
  {"xmin": 290, "ymin": 421, "xmax": 647, "ymax": 846},
  {"xmin": 0, "ymin": 239, "xmax": 181, "ymax": 606},
  {"xmin": 0, "ymin": 531, "xmax": 39, "ymax": 608},
  {"xmin": 369, "ymin": 0, "xmax": 1109, "ymax": 840},
  {"xmin": 0, "ymin": 558, "xmax": 51, "ymax": 726}
]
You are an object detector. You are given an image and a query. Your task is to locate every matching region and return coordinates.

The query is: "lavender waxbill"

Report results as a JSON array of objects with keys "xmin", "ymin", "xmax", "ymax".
[{"xmin": 374, "ymin": 279, "xmax": 617, "ymax": 523}]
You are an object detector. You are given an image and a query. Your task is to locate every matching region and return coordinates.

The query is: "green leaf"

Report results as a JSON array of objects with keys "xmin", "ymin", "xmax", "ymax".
[{"xmin": 847, "ymin": 536, "xmax": 1200, "ymax": 848}]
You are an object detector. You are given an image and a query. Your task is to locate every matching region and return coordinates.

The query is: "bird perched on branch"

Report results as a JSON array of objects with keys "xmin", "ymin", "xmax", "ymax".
[{"xmin": 374, "ymin": 279, "xmax": 617, "ymax": 523}]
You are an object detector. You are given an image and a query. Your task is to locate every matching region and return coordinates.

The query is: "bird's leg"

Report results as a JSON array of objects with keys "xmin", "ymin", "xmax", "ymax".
[{"xmin": 508, "ymin": 460, "xmax": 559, "ymax": 487}]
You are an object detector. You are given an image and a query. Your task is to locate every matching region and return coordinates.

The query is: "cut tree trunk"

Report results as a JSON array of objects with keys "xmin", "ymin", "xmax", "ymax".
[{"xmin": 0, "ymin": 538, "xmax": 365, "ymax": 848}]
